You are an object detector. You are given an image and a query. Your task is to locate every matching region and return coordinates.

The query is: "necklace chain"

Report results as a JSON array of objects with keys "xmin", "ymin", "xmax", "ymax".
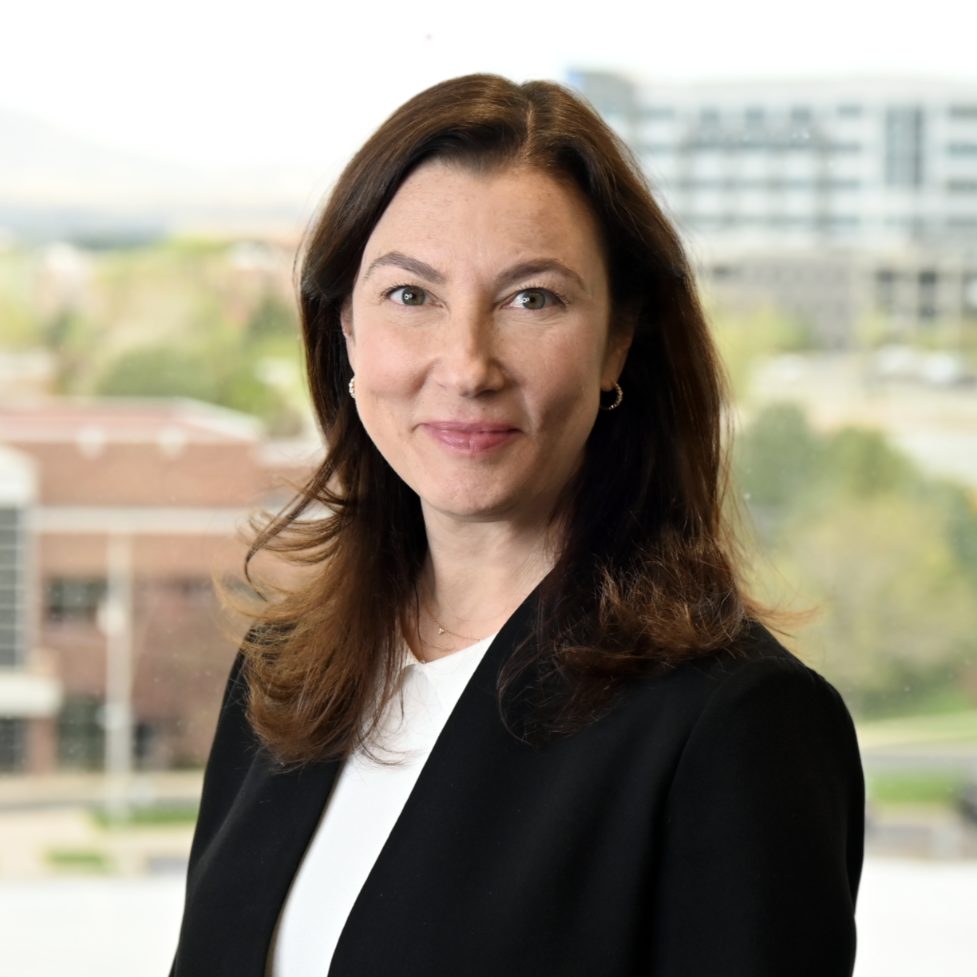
[{"xmin": 423, "ymin": 604, "xmax": 482, "ymax": 644}]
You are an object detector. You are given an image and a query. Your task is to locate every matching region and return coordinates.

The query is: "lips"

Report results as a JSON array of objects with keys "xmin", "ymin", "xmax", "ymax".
[{"xmin": 420, "ymin": 421, "xmax": 520, "ymax": 455}]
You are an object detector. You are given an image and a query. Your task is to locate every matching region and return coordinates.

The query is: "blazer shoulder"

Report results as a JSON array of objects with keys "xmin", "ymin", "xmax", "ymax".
[
  {"xmin": 647, "ymin": 623, "xmax": 864, "ymax": 976},
  {"xmin": 679, "ymin": 620, "xmax": 851, "ymax": 716},
  {"xmin": 186, "ymin": 651, "xmax": 260, "ymax": 865}
]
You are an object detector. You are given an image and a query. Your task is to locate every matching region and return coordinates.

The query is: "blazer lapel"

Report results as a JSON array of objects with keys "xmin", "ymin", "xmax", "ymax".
[
  {"xmin": 179, "ymin": 750, "xmax": 341, "ymax": 977},
  {"xmin": 178, "ymin": 590, "xmax": 541, "ymax": 977},
  {"xmin": 327, "ymin": 592, "xmax": 541, "ymax": 974}
]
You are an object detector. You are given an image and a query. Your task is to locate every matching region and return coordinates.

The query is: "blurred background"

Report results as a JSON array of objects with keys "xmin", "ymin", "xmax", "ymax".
[{"xmin": 1, "ymin": 1, "xmax": 975, "ymax": 972}]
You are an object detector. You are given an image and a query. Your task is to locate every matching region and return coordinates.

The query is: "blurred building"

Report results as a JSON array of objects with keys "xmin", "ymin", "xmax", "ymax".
[
  {"xmin": 569, "ymin": 71, "xmax": 977, "ymax": 345},
  {"xmin": 0, "ymin": 399, "xmax": 320, "ymax": 773}
]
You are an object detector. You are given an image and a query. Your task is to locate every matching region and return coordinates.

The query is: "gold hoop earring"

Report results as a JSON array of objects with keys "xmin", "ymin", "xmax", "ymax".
[
  {"xmin": 600, "ymin": 382, "xmax": 623, "ymax": 411},
  {"xmin": 348, "ymin": 376, "xmax": 356, "ymax": 398}
]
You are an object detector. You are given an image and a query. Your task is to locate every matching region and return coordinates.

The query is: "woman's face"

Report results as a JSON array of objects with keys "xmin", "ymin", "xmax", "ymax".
[{"xmin": 344, "ymin": 160, "xmax": 630, "ymax": 532}]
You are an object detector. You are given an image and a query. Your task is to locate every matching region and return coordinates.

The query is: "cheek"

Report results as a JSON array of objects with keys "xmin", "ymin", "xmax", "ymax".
[
  {"xmin": 526, "ymin": 361, "xmax": 602, "ymax": 451},
  {"xmin": 353, "ymin": 328, "xmax": 421, "ymax": 393},
  {"xmin": 525, "ymin": 334, "xmax": 607, "ymax": 404}
]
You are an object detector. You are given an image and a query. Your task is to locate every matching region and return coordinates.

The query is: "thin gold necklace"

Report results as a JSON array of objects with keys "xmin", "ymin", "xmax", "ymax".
[{"xmin": 422, "ymin": 604, "xmax": 482, "ymax": 644}]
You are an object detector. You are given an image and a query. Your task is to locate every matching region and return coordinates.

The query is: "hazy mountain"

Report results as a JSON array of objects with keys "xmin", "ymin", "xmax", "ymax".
[{"xmin": 0, "ymin": 107, "xmax": 319, "ymax": 241}]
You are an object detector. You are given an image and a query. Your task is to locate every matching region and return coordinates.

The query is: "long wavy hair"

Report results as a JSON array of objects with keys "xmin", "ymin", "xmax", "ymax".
[{"xmin": 239, "ymin": 73, "xmax": 760, "ymax": 764}]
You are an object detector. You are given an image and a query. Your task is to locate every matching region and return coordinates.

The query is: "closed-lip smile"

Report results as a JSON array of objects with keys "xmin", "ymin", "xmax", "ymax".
[{"xmin": 420, "ymin": 421, "xmax": 520, "ymax": 454}]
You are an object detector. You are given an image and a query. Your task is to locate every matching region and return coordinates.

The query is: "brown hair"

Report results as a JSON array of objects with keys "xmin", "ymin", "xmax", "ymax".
[{"xmin": 240, "ymin": 74, "xmax": 758, "ymax": 763}]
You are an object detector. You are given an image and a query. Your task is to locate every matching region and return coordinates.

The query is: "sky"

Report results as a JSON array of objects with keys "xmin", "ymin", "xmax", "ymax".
[
  {"xmin": 8, "ymin": 1, "xmax": 977, "ymax": 160},
  {"xmin": 5, "ymin": 0, "xmax": 977, "ymax": 215}
]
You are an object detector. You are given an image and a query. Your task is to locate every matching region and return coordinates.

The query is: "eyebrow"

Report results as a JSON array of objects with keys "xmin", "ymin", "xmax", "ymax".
[
  {"xmin": 362, "ymin": 251, "xmax": 446, "ymax": 284},
  {"xmin": 493, "ymin": 259, "xmax": 586, "ymax": 292},
  {"xmin": 362, "ymin": 252, "xmax": 587, "ymax": 292}
]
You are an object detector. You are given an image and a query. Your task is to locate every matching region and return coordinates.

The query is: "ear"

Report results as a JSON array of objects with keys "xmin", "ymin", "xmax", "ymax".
[
  {"xmin": 601, "ymin": 321, "xmax": 634, "ymax": 389},
  {"xmin": 340, "ymin": 300, "xmax": 356, "ymax": 368}
]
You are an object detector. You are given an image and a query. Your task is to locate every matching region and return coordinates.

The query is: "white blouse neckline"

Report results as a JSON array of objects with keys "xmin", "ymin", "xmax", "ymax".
[{"xmin": 267, "ymin": 630, "xmax": 497, "ymax": 977}]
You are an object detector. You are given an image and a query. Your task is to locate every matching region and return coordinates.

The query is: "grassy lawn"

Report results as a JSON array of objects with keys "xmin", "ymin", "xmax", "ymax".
[
  {"xmin": 856, "ymin": 709, "xmax": 977, "ymax": 750},
  {"xmin": 858, "ymin": 710, "xmax": 977, "ymax": 810},
  {"xmin": 46, "ymin": 848, "xmax": 114, "ymax": 873},
  {"xmin": 91, "ymin": 804, "xmax": 199, "ymax": 830},
  {"xmin": 867, "ymin": 770, "xmax": 969, "ymax": 807}
]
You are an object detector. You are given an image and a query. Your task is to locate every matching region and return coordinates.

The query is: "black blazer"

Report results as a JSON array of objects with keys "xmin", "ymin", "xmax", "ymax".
[{"xmin": 171, "ymin": 596, "xmax": 864, "ymax": 976}]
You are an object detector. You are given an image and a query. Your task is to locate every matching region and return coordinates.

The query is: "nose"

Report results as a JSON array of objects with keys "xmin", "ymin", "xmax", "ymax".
[{"xmin": 435, "ymin": 307, "xmax": 505, "ymax": 396}]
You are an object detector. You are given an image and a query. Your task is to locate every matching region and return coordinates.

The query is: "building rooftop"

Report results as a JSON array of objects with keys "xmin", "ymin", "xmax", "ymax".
[{"xmin": 0, "ymin": 398, "xmax": 263, "ymax": 445}]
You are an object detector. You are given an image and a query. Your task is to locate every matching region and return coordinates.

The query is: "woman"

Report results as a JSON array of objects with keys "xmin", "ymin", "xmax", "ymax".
[{"xmin": 171, "ymin": 74, "xmax": 863, "ymax": 976}]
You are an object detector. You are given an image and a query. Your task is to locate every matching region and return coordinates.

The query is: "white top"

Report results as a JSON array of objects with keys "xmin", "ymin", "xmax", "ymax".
[{"xmin": 267, "ymin": 634, "xmax": 495, "ymax": 977}]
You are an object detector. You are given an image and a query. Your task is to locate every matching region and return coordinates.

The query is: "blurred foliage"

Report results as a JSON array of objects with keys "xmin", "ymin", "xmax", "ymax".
[
  {"xmin": 0, "ymin": 238, "xmax": 307, "ymax": 435},
  {"xmin": 246, "ymin": 292, "xmax": 300, "ymax": 343},
  {"xmin": 0, "ymin": 292, "xmax": 36, "ymax": 347},
  {"xmin": 709, "ymin": 304, "xmax": 816, "ymax": 398},
  {"xmin": 736, "ymin": 403, "xmax": 977, "ymax": 717}
]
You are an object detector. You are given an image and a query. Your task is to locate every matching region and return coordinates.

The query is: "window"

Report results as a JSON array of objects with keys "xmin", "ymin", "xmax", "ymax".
[
  {"xmin": 0, "ymin": 718, "xmax": 26, "ymax": 772},
  {"xmin": 166, "ymin": 576, "xmax": 214, "ymax": 605},
  {"xmin": 885, "ymin": 106, "xmax": 926, "ymax": 187},
  {"xmin": 45, "ymin": 577, "xmax": 108, "ymax": 624},
  {"xmin": 0, "ymin": 507, "xmax": 26, "ymax": 667},
  {"xmin": 57, "ymin": 696, "xmax": 105, "ymax": 769}
]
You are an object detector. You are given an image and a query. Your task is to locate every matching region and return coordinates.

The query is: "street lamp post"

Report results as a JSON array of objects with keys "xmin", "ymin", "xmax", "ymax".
[{"xmin": 99, "ymin": 533, "xmax": 134, "ymax": 822}]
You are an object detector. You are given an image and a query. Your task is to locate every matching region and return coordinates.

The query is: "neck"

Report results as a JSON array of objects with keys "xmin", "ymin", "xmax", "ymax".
[{"xmin": 410, "ymin": 512, "xmax": 560, "ymax": 661}]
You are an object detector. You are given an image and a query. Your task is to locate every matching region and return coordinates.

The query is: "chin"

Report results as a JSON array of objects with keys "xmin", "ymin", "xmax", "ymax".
[
  {"xmin": 418, "ymin": 483, "xmax": 520, "ymax": 521},
  {"xmin": 426, "ymin": 497, "xmax": 513, "ymax": 522}
]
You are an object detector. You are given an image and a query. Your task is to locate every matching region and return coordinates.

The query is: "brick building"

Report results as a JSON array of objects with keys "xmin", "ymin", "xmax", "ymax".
[{"xmin": 0, "ymin": 399, "xmax": 320, "ymax": 773}]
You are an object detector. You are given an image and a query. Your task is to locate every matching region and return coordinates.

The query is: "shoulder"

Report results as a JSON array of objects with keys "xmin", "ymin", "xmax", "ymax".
[
  {"xmin": 680, "ymin": 623, "xmax": 860, "ymax": 769},
  {"xmin": 647, "ymin": 621, "xmax": 854, "ymax": 736},
  {"xmin": 595, "ymin": 621, "xmax": 863, "ymax": 804},
  {"xmin": 186, "ymin": 652, "xmax": 261, "ymax": 863},
  {"xmin": 641, "ymin": 624, "xmax": 865, "ymax": 974},
  {"xmin": 641, "ymin": 622, "xmax": 865, "ymax": 868}
]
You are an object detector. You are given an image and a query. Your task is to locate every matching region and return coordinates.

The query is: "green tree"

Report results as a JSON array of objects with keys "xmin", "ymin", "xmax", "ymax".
[
  {"xmin": 775, "ymin": 495, "xmax": 977, "ymax": 715},
  {"xmin": 736, "ymin": 403, "xmax": 977, "ymax": 717},
  {"xmin": 820, "ymin": 426, "xmax": 916, "ymax": 500},
  {"xmin": 245, "ymin": 292, "xmax": 298, "ymax": 343},
  {"xmin": 735, "ymin": 402, "xmax": 824, "ymax": 533},
  {"xmin": 95, "ymin": 346, "xmax": 219, "ymax": 401},
  {"xmin": 94, "ymin": 341, "xmax": 302, "ymax": 435}
]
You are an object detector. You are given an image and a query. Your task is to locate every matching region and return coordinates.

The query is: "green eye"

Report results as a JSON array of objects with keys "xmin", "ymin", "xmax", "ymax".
[{"xmin": 391, "ymin": 286, "xmax": 427, "ymax": 306}]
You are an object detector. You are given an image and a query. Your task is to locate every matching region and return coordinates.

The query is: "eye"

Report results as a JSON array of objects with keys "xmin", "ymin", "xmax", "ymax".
[
  {"xmin": 509, "ymin": 288, "xmax": 561, "ymax": 310},
  {"xmin": 388, "ymin": 285, "xmax": 428, "ymax": 306}
]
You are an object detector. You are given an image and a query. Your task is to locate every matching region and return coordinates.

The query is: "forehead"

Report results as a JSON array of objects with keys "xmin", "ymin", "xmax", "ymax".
[{"xmin": 360, "ymin": 160, "xmax": 608, "ymax": 273}]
